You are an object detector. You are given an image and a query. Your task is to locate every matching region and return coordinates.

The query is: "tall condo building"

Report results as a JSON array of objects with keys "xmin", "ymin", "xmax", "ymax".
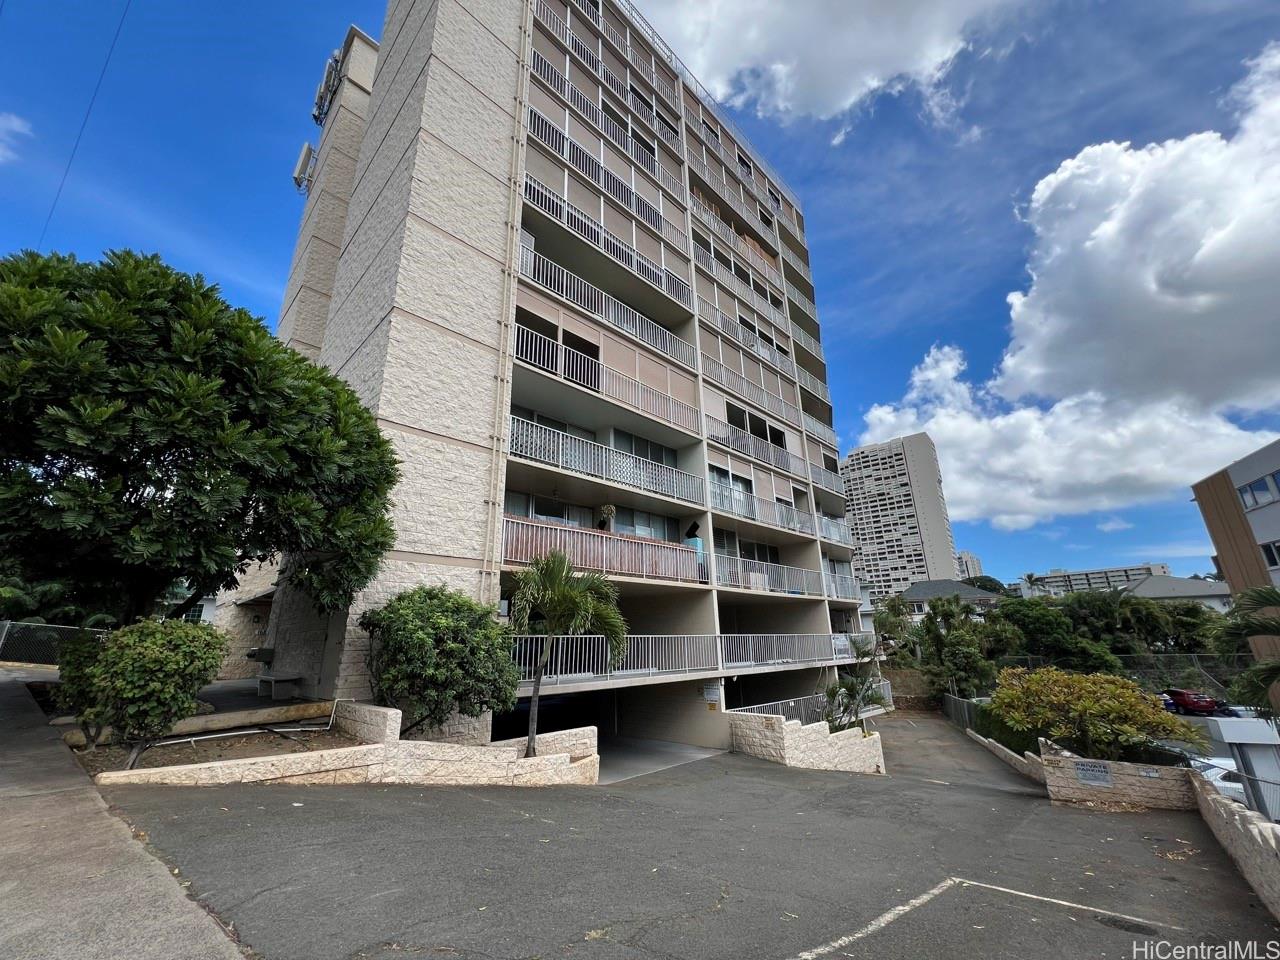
[
  {"xmin": 260, "ymin": 0, "xmax": 876, "ymax": 748},
  {"xmin": 1011, "ymin": 563, "xmax": 1172, "ymax": 597},
  {"xmin": 1193, "ymin": 437, "xmax": 1280, "ymax": 596},
  {"xmin": 841, "ymin": 433, "xmax": 958, "ymax": 599},
  {"xmin": 956, "ymin": 550, "xmax": 983, "ymax": 580}
]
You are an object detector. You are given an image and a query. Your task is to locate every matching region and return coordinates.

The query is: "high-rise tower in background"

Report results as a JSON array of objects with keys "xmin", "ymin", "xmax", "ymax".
[
  {"xmin": 841, "ymin": 432, "xmax": 958, "ymax": 599},
  {"xmin": 956, "ymin": 550, "xmax": 983, "ymax": 580},
  {"xmin": 245, "ymin": 0, "xmax": 878, "ymax": 747}
]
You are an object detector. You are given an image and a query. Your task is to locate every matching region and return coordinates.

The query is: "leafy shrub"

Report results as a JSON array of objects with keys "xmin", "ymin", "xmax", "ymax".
[
  {"xmin": 923, "ymin": 627, "xmax": 996, "ymax": 698},
  {"xmin": 989, "ymin": 666, "xmax": 1205, "ymax": 761},
  {"xmin": 54, "ymin": 628, "xmax": 106, "ymax": 747},
  {"xmin": 89, "ymin": 620, "xmax": 227, "ymax": 753},
  {"xmin": 973, "ymin": 704, "xmax": 1041, "ymax": 757},
  {"xmin": 361, "ymin": 585, "xmax": 519, "ymax": 735}
]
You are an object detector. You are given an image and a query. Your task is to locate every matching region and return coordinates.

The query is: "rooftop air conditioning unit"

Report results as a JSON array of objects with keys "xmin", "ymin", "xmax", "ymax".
[{"xmin": 292, "ymin": 143, "xmax": 315, "ymax": 194}]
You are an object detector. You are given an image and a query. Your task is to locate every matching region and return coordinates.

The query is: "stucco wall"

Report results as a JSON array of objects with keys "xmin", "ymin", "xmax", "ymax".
[
  {"xmin": 728, "ymin": 712, "xmax": 885, "ymax": 775},
  {"xmin": 617, "ymin": 679, "xmax": 730, "ymax": 749},
  {"xmin": 1191, "ymin": 771, "xmax": 1280, "ymax": 920},
  {"xmin": 964, "ymin": 728, "xmax": 1046, "ymax": 784},
  {"xmin": 1039, "ymin": 741, "xmax": 1195, "ymax": 810}
]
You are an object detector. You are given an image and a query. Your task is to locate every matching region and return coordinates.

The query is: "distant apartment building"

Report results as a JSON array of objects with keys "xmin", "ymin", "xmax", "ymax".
[
  {"xmin": 1012, "ymin": 563, "xmax": 1172, "ymax": 597},
  {"xmin": 841, "ymin": 432, "xmax": 958, "ymax": 599},
  {"xmin": 234, "ymin": 0, "xmax": 878, "ymax": 749},
  {"xmin": 956, "ymin": 550, "xmax": 983, "ymax": 580},
  {"xmin": 1193, "ymin": 437, "xmax": 1280, "ymax": 594}
]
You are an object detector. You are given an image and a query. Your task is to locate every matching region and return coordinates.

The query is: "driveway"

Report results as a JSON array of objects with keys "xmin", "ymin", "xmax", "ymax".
[{"xmin": 103, "ymin": 712, "xmax": 1277, "ymax": 959}]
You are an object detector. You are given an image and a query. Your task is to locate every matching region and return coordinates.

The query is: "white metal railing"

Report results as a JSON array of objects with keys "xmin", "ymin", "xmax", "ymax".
[
  {"xmin": 527, "ymin": 102, "xmax": 687, "ymax": 253},
  {"xmin": 791, "ymin": 321, "xmax": 824, "ymax": 360},
  {"xmin": 692, "ymin": 242, "xmax": 785, "ymax": 326},
  {"xmin": 504, "ymin": 516, "xmax": 707, "ymax": 583},
  {"xmin": 686, "ymin": 149, "xmax": 778, "ymax": 249},
  {"xmin": 524, "ymin": 175, "xmax": 692, "ymax": 310},
  {"xmin": 787, "ymin": 280, "xmax": 818, "ymax": 320},
  {"xmin": 824, "ymin": 572, "xmax": 860, "ymax": 601},
  {"xmin": 509, "ymin": 416, "xmax": 704, "ymax": 505},
  {"xmin": 729, "ymin": 693, "xmax": 826, "ymax": 725},
  {"xmin": 809, "ymin": 461, "xmax": 843, "ymax": 494},
  {"xmin": 686, "ymin": 118, "xmax": 781, "ymax": 222},
  {"xmin": 696, "ymin": 296, "xmax": 796, "ymax": 378},
  {"xmin": 518, "ymin": 246, "xmax": 696, "ymax": 369},
  {"xmin": 702, "ymin": 354, "xmax": 802, "ymax": 428},
  {"xmin": 796, "ymin": 366, "xmax": 830, "ymax": 403},
  {"xmin": 780, "ymin": 242, "xmax": 813, "ymax": 283},
  {"xmin": 708, "ymin": 483, "xmax": 815, "ymax": 535},
  {"xmin": 721, "ymin": 634, "xmax": 846, "ymax": 668},
  {"xmin": 513, "ymin": 326, "xmax": 698, "ymax": 431},
  {"xmin": 817, "ymin": 515, "xmax": 855, "ymax": 547},
  {"xmin": 804, "ymin": 412, "xmax": 838, "ymax": 448},
  {"xmin": 690, "ymin": 195, "xmax": 782, "ymax": 287},
  {"xmin": 704, "ymin": 414, "xmax": 809, "ymax": 478},
  {"xmin": 715, "ymin": 554, "xmax": 825, "ymax": 596}
]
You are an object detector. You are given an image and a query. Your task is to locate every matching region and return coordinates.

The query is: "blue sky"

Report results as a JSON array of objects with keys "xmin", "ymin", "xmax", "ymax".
[{"xmin": 2, "ymin": 0, "xmax": 1279, "ymax": 584}]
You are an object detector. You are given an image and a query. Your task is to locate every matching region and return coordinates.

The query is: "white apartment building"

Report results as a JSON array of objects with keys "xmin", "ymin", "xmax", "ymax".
[
  {"xmin": 1194, "ymin": 437, "xmax": 1280, "ymax": 594},
  {"xmin": 956, "ymin": 550, "xmax": 983, "ymax": 580},
  {"xmin": 234, "ymin": 0, "xmax": 882, "ymax": 750},
  {"xmin": 1012, "ymin": 562, "xmax": 1172, "ymax": 597},
  {"xmin": 841, "ymin": 432, "xmax": 958, "ymax": 600}
]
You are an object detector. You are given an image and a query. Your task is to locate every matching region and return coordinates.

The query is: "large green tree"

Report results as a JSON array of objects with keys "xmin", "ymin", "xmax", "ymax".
[
  {"xmin": 997, "ymin": 596, "xmax": 1120, "ymax": 673},
  {"xmin": 0, "ymin": 250, "xmax": 399, "ymax": 624}
]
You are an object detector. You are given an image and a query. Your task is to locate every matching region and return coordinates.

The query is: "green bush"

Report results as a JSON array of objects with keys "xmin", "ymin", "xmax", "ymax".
[
  {"xmin": 89, "ymin": 620, "xmax": 227, "ymax": 751},
  {"xmin": 973, "ymin": 704, "xmax": 1041, "ymax": 757},
  {"xmin": 361, "ymin": 585, "xmax": 519, "ymax": 735},
  {"xmin": 54, "ymin": 628, "xmax": 106, "ymax": 746}
]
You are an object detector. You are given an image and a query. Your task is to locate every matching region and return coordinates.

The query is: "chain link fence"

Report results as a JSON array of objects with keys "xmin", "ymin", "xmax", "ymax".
[{"xmin": 0, "ymin": 621, "xmax": 103, "ymax": 667}]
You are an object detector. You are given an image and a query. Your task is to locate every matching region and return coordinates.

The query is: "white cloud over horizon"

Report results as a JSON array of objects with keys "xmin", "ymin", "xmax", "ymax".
[
  {"xmin": 861, "ymin": 43, "xmax": 1280, "ymax": 530},
  {"xmin": 0, "ymin": 113, "xmax": 33, "ymax": 164},
  {"xmin": 640, "ymin": 0, "xmax": 1025, "ymax": 121}
]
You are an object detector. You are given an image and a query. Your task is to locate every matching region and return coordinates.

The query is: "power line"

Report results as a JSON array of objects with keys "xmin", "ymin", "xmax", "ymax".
[{"xmin": 37, "ymin": 0, "xmax": 132, "ymax": 251}]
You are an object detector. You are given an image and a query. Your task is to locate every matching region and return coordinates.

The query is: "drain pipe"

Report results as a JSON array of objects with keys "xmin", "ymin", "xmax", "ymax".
[{"xmin": 151, "ymin": 698, "xmax": 348, "ymax": 751}]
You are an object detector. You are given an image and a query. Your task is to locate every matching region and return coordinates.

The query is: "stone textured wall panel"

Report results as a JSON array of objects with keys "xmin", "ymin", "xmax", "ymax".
[{"xmin": 1192, "ymin": 772, "xmax": 1280, "ymax": 920}]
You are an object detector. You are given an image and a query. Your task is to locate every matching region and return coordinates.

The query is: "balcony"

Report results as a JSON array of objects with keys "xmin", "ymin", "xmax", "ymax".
[
  {"xmin": 527, "ymin": 105, "xmax": 686, "ymax": 254},
  {"xmin": 528, "ymin": 47, "xmax": 685, "ymax": 200},
  {"xmin": 786, "ymin": 280, "xmax": 818, "ymax": 321},
  {"xmin": 708, "ymin": 482, "xmax": 815, "ymax": 536},
  {"xmin": 824, "ymin": 572, "xmax": 861, "ymax": 601},
  {"xmin": 686, "ymin": 149, "xmax": 778, "ymax": 251},
  {"xmin": 714, "ymin": 554, "xmax": 825, "ymax": 597},
  {"xmin": 696, "ymin": 296, "xmax": 796, "ymax": 378},
  {"xmin": 504, "ymin": 516, "xmax": 707, "ymax": 584},
  {"xmin": 513, "ymin": 325, "xmax": 698, "ymax": 433},
  {"xmin": 790, "ymin": 321, "xmax": 824, "ymax": 361},
  {"xmin": 510, "ymin": 416, "xmax": 705, "ymax": 505},
  {"xmin": 510, "ymin": 631, "xmax": 872, "ymax": 692},
  {"xmin": 780, "ymin": 242, "xmax": 813, "ymax": 284},
  {"xmin": 817, "ymin": 515, "xmax": 855, "ymax": 548},
  {"xmin": 690, "ymin": 195, "xmax": 782, "ymax": 285},
  {"xmin": 518, "ymin": 246, "xmax": 696, "ymax": 369},
  {"xmin": 692, "ymin": 244, "xmax": 786, "ymax": 327},
  {"xmin": 704, "ymin": 414, "xmax": 809, "ymax": 479},
  {"xmin": 809, "ymin": 461, "xmax": 843, "ymax": 495},
  {"xmin": 804, "ymin": 412, "xmax": 838, "ymax": 448},
  {"xmin": 702, "ymin": 354, "xmax": 802, "ymax": 428},
  {"xmin": 524, "ymin": 175, "xmax": 692, "ymax": 310},
  {"xmin": 796, "ymin": 365, "xmax": 830, "ymax": 403}
]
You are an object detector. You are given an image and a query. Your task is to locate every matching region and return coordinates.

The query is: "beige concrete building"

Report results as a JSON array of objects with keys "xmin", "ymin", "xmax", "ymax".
[
  {"xmin": 841, "ymin": 432, "xmax": 958, "ymax": 599},
  {"xmin": 248, "ymin": 0, "xmax": 876, "ymax": 749},
  {"xmin": 1010, "ymin": 562, "xmax": 1172, "ymax": 597}
]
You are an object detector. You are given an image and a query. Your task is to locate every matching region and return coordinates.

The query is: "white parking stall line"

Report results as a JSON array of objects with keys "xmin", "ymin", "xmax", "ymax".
[
  {"xmin": 951, "ymin": 878, "xmax": 1185, "ymax": 931},
  {"xmin": 785, "ymin": 877, "xmax": 959, "ymax": 960}
]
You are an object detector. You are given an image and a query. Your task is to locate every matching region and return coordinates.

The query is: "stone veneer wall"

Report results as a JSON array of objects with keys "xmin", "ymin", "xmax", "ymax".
[
  {"xmin": 401, "ymin": 709, "xmax": 493, "ymax": 746},
  {"xmin": 727, "ymin": 712, "xmax": 884, "ymax": 775},
  {"xmin": 210, "ymin": 560, "xmax": 277, "ymax": 680},
  {"xmin": 964, "ymin": 728, "xmax": 1046, "ymax": 784},
  {"xmin": 1039, "ymin": 740, "xmax": 1195, "ymax": 810},
  {"xmin": 1191, "ymin": 771, "xmax": 1280, "ymax": 920}
]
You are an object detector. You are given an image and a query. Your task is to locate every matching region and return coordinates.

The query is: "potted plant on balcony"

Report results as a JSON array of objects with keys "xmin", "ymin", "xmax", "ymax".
[
  {"xmin": 596, "ymin": 503, "xmax": 616, "ymax": 531},
  {"xmin": 510, "ymin": 551, "xmax": 628, "ymax": 757}
]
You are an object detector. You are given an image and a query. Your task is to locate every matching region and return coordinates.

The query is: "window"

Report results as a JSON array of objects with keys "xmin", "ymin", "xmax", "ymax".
[
  {"xmin": 613, "ymin": 429, "xmax": 676, "ymax": 467},
  {"xmin": 1263, "ymin": 541, "xmax": 1280, "ymax": 569},
  {"xmin": 181, "ymin": 604, "xmax": 206, "ymax": 623},
  {"xmin": 1240, "ymin": 477, "xmax": 1276, "ymax": 508},
  {"xmin": 615, "ymin": 506, "xmax": 678, "ymax": 542}
]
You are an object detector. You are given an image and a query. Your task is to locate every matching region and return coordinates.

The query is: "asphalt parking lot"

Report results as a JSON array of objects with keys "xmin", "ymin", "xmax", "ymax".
[{"xmin": 103, "ymin": 713, "xmax": 1278, "ymax": 960}]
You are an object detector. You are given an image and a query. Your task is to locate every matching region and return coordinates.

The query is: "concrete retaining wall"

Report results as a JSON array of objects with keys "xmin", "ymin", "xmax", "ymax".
[
  {"xmin": 1191, "ymin": 771, "xmax": 1280, "ymax": 920},
  {"xmin": 964, "ymin": 728, "xmax": 1046, "ymax": 784},
  {"xmin": 728, "ymin": 712, "xmax": 884, "ymax": 774},
  {"xmin": 490, "ymin": 726, "xmax": 597, "ymax": 759},
  {"xmin": 1039, "ymin": 740, "xmax": 1195, "ymax": 810}
]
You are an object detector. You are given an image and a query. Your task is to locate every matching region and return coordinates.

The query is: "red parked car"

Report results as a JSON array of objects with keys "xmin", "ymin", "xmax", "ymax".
[{"xmin": 1162, "ymin": 688, "xmax": 1219, "ymax": 716}]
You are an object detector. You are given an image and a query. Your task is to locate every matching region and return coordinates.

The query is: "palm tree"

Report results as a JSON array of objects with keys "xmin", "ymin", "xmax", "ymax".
[
  {"xmin": 509, "ymin": 551, "xmax": 628, "ymax": 757},
  {"xmin": 1021, "ymin": 572, "xmax": 1044, "ymax": 597},
  {"xmin": 822, "ymin": 672, "xmax": 886, "ymax": 732},
  {"xmin": 1218, "ymin": 587, "xmax": 1280, "ymax": 720}
]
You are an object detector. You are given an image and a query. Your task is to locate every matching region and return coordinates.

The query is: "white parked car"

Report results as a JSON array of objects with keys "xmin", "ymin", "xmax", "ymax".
[{"xmin": 1193, "ymin": 758, "xmax": 1247, "ymax": 804}]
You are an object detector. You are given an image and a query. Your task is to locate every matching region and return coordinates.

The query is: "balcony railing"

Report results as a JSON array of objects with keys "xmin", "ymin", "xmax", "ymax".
[
  {"xmin": 787, "ymin": 280, "xmax": 818, "ymax": 320},
  {"xmin": 524, "ymin": 175, "xmax": 692, "ymax": 310},
  {"xmin": 510, "ymin": 632, "xmax": 871, "ymax": 690},
  {"xmin": 780, "ymin": 242, "xmax": 813, "ymax": 284},
  {"xmin": 518, "ymin": 245, "xmax": 696, "ymax": 370},
  {"xmin": 701, "ymin": 354, "xmax": 802, "ymax": 428},
  {"xmin": 714, "ymin": 554, "xmax": 825, "ymax": 597},
  {"xmin": 804, "ymin": 412, "xmax": 838, "ymax": 448},
  {"xmin": 696, "ymin": 296, "xmax": 796, "ymax": 378},
  {"xmin": 690, "ymin": 195, "xmax": 782, "ymax": 286},
  {"xmin": 704, "ymin": 414, "xmax": 809, "ymax": 478},
  {"xmin": 686, "ymin": 149, "xmax": 777, "ymax": 250},
  {"xmin": 513, "ymin": 326, "xmax": 698, "ymax": 432},
  {"xmin": 504, "ymin": 516, "xmax": 707, "ymax": 583},
  {"xmin": 692, "ymin": 243, "xmax": 785, "ymax": 327},
  {"xmin": 790, "ymin": 321, "xmax": 824, "ymax": 361},
  {"xmin": 796, "ymin": 366, "xmax": 830, "ymax": 403},
  {"xmin": 510, "ymin": 416, "xmax": 705, "ymax": 505},
  {"xmin": 817, "ymin": 516, "xmax": 855, "ymax": 547},
  {"xmin": 728, "ymin": 680, "xmax": 891, "ymax": 725},
  {"xmin": 708, "ymin": 482, "xmax": 815, "ymax": 536},
  {"xmin": 824, "ymin": 572, "xmax": 860, "ymax": 601},
  {"xmin": 809, "ymin": 461, "xmax": 843, "ymax": 495}
]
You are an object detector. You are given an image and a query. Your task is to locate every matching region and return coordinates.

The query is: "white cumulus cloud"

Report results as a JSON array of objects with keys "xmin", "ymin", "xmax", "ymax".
[
  {"xmin": 638, "ymin": 0, "xmax": 1026, "ymax": 120},
  {"xmin": 861, "ymin": 44, "xmax": 1280, "ymax": 530},
  {"xmin": 0, "ymin": 113, "xmax": 33, "ymax": 164},
  {"xmin": 1097, "ymin": 517, "xmax": 1134, "ymax": 533}
]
